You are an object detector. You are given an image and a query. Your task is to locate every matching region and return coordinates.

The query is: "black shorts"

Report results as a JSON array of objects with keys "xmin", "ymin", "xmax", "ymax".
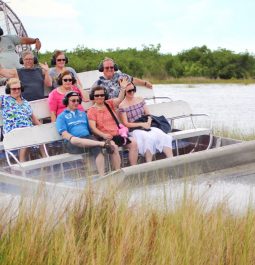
[{"xmin": 65, "ymin": 135, "xmax": 101, "ymax": 157}]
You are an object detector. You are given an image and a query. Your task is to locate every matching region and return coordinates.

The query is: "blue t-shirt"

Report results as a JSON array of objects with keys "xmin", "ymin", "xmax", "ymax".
[{"xmin": 56, "ymin": 109, "xmax": 90, "ymax": 138}]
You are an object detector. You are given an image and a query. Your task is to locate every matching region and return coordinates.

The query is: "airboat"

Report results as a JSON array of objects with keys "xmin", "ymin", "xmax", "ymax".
[{"xmin": 0, "ymin": 0, "xmax": 254, "ymax": 195}]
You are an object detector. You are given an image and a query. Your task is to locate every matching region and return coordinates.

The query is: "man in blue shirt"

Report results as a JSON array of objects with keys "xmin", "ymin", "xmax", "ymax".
[{"xmin": 56, "ymin": 91, "xmax": 115, "ymax": 177}]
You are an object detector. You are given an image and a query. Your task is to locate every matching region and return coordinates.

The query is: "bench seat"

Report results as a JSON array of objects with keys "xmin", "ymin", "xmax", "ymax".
[
  {"xmin": 10, "ymin": 153, "xmax": 83, "ymax": 171},
  {"xmin": 170, "ymin": 128, "xmax": 211, "ymax": 140}
]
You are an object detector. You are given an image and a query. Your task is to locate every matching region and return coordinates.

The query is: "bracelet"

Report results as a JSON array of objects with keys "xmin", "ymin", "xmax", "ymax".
[
  {"xmin": 144, "ymin": 81, "xmax": 147, "ymax": 86},
  {"xmin": 69, "ymin": 136, "xmax": 73, "ymax": 142},
  {"xmin": 35, "ymin": 38, "xmax": 39, "ymax": 42}
]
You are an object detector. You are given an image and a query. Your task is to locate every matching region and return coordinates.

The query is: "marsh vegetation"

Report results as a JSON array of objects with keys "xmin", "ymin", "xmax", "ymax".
[{"xmin": 1, "ymin": 186, "xmax": 255, "ymax": 265}]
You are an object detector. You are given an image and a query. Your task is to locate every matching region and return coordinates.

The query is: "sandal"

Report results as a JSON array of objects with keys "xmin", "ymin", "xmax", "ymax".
[{"xmin": 104, "ymin": 139, "xmax": 115, "ymax": 154}]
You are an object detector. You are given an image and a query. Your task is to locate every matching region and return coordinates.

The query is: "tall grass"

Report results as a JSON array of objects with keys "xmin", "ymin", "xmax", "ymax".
[
  {"xmin": 213, "ymin": 126, "xmax": 255, "ymax": 141},
  {"xmin": 1, "ymin": 186, "xmax": 255, "ymax": 265}
]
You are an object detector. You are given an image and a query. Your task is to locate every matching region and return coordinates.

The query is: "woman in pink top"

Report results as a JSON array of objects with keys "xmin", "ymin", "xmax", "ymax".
[
  {"xmin": 87, "ymin": 80, "xmax": 138, "ymax": 170},
  {"xmin": 48, "ymin": 70, "xmax": 89, "ymax": 121}
]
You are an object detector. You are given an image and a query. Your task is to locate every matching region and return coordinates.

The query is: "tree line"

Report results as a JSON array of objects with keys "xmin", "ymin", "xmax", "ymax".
[{"xmin": 39, "ymin": 44, "xmax": 255, "ymax": 80}]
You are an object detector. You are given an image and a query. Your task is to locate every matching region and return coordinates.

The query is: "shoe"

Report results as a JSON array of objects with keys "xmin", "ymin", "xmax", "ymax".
[{"xmin": 104, "ymin": 140, "xmax": 115, "ymax": 154}]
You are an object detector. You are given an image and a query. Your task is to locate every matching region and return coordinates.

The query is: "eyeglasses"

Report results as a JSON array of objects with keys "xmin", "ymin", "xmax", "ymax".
[
  {"xmin": 127, "ymin": 88, "xmax": 136, "ymax": 94},
  {"xmin": 94, "ymin": 94, "xmax": 105, "ymax": 98},
  {"xmin": 69, "ymin": 99, "xmax": 80, "ymax": 103},
  {"xmin": 24, "ymin": 58, "xmax": 34, "ymax": 61},
  {"xmin": 57, "ymin": 58, "xmax": 66, "ymax": 62},
  {"xmin": 63, "ymin": 78, "xmax": 73, "ymax": 82},
  {"xmin": 104, "ymin": 66, "xmax": 114, "ymax": 70},
  {"xmin": 10, "ymin": 87, "xmax": 21, "ymax": 91}
]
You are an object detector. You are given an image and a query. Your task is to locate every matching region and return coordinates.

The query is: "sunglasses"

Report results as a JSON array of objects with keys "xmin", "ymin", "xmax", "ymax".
[
  {"xmin": 63, "ymin": 78, "xmax": 73, "ymax": 82},
  {"xmin": 69, "ymin": 99, "xmax": 80, "ymax": 103},
  {"xmin": 104, "ymin": 66, "xmax": 114, "ymax": 70},
  {"xmin": 11, "ymin": 87, "xmax": 21, "ymax": 91},
  {"xmin": 94, "ymin": 94, "xmax": 105, "ymax": 98},
  {"xmin": 127, "ymin": 88, "xmax": 136, "ymax": 94},
  {"xmin": 57, "ymin": 58, "xmax": 66, "ymax": 62}
]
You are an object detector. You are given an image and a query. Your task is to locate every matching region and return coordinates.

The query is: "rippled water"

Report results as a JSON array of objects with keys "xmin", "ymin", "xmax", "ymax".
[{"xmin": 154, "ymin": 83, "xmax": 255, "ymax": 134}]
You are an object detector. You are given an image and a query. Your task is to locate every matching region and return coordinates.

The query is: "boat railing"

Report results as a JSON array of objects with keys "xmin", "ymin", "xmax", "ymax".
[{"xmin": 147, "ymin": 101, "xmax": 213, "ymax": 154}]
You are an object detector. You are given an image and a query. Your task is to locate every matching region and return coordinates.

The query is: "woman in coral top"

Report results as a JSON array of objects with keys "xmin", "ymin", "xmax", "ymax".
[
  {"xmin": 87, "ymin": 79, "xmax": 138, "ymax": 170},
  {"xmin": 48, "ymin": 70, "xmax": 89, "ymax": 122}
]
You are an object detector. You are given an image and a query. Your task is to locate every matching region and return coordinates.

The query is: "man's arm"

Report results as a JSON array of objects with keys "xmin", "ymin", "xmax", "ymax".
[
  {"xmin": 61, "ymin": 131, "xmax": 73, "ymax": 141},
  {"xmin": 133, "ymin": 77, "xmax": 153, "ymax": 89},
  {"xmin": 20, "ymin": 37, "xmax": 41, "ymax": 51},
  {"xmin": 0, "ymin": 65, "xmax": 18, "ymax": 78}
]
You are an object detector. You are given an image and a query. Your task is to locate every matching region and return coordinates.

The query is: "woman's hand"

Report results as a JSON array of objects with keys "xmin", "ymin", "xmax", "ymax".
[
  {"xmin": 147, "ymin": 116, "xmax": 152, "ymax": 126},
  {"xmin": 141, "ymin": 122, "xmax": 151, "ymax": 130},
  {"xmin": 140, "ymin": 116, "xmax": 152, "ymax": 129},
  {"xmin": 119, "ymin": 77, "xmax": 129, "ymax": 89},
  {"xmin": 102, "ymin": 133, "xmax": 113, "ymax": 140}
]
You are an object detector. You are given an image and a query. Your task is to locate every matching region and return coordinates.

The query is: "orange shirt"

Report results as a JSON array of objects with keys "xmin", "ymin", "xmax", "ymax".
[{"xmin": 87, "ymin": 99, "xmax": 119, "ymax": 136}]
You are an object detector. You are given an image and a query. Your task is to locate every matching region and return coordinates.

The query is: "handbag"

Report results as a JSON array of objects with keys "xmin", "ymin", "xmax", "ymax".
[
  {"xmin": 129, "ymin": 114, "xmax": 171, "ymax": 134},
  {"xmin": 104, "ymin": 102, "xmax": 130, "ymax": 145},
  {"xmin": 150, "ymin": 115, "xmax": 171, "ymax": 134},
  {"xmin": 129, "ymin": 115, "xmax": 151, "ymax": 132}
]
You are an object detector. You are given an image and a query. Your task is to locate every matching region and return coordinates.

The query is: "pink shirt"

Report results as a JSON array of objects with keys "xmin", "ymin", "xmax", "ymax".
[
  {"xmin": 48, "ymin": 86, "xmax": 84, "ymax": 116},
  {"xmin": 87, "ymin": 99, "xmax": 119, "ymax": 136}
]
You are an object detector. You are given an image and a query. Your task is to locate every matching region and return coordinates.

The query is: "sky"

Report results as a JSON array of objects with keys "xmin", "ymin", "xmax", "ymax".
[{"xmin": 5, "ymin": 0, "xmax": 255, "ymax": 55}]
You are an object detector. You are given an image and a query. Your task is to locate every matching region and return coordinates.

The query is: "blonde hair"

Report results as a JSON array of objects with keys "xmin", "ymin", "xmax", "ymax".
[{"xmin": 6, "ymin": 78, "xmax": 21, "ymax": 88}]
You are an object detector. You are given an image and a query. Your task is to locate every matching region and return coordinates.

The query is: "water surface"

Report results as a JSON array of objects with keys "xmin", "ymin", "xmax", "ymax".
[{"xmin": 154, "ymin": 84, "xmax": 255, "ymax": 134}]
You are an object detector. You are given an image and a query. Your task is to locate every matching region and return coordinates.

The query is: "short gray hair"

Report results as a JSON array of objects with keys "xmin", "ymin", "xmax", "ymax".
[{"xmin": 21, "ymin": 50, "xmax": 34, "ymax": 59}]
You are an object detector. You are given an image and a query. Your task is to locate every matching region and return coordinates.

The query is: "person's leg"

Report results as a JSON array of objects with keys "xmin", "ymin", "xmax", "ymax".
[
  {"xmin": 110, "ymin": 141, "xmax": 121, "ymax": 170},
  {"xmin": 39, "ymin": 145, "xmax": 47, "ymax": 158},
  {"xmin": 126, "ymin": 138, "xmax": 138, "ymax": 165},
  {"xmin": 144, "ymin": 149, "xmax": 153, "ymax": 162},
  {"xmin": 95, "ymin": 152, "xmax": 105, "ymax": 176},
  {"xmin": 131, "ymin": 130, "xmax": 155, "ymax": 162},
  {"xmin": 162, "ymin": 147, "xmax": 173, "ymax": 158},
  {"xmin": 19, "ymin": 148, "xmax": 28, "ymax": 162},
  {"xmin": 150, "ymin": 128, "xmax": 173, "ymax": 158}
]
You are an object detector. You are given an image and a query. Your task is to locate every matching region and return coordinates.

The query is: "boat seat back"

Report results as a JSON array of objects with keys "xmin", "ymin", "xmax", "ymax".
[
  {"xmin": 77, "ymin": 70, "xmax": 101, "ymax": 89},
  {"xmin": 0, "ymin": 85, "xmax": 5, "ymax": 95},
  {"xmin": 3, "ymin": 123, "xmax": 60, "ymax": 151},
  {"xmin": 3, "ymin": 122, "xmax": 85, "ymax": 174},
  {"xmin": 147, "ymin": 100, "xmax": 213, "ymax": 154},
  {"xmin": 147, "ymin": 100, "xmax": 193, "ymax": 119},
  {"xmin": 29, "ymin": 98, "xmax": 51, "ymax": 119}
]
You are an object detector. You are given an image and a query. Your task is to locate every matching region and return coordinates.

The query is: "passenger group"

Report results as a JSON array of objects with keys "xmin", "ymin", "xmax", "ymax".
[{"xmin": 0, "ymin": 29, "xmax": 173, "ymax": 176}]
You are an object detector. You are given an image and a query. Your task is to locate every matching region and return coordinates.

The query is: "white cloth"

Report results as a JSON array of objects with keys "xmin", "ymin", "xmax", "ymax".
[{"xmin": 130, "ymin": 127, "xmax": 172, "ymax": 155}]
